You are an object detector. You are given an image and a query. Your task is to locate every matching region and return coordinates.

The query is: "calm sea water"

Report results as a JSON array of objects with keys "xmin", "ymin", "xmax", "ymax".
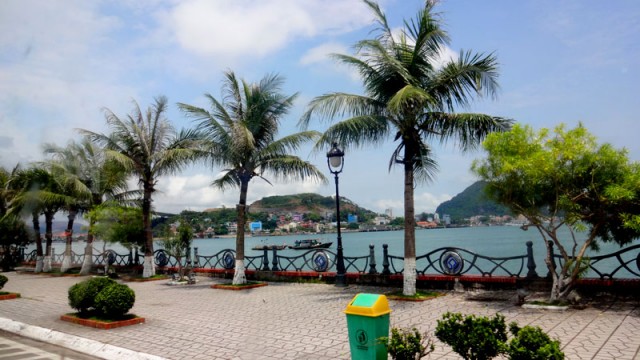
[{"xmin": 33, "ymin": 226, "xmax": 639, "ymax": 278}]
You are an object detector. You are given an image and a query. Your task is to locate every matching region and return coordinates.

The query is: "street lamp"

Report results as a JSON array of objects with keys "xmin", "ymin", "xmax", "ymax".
[{"xmin": 327, "ymin": 142, "xmax": 346, "ymax": 287}]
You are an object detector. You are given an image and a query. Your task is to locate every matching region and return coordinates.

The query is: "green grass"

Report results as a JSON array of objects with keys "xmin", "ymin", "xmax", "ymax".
[
  {"xmin": 386, "ymin": 290, "xmax": 442, "ymax": 301},
  {"xmin": 528, "ymin": 300, "xmax": 569, "ymax": 307}
]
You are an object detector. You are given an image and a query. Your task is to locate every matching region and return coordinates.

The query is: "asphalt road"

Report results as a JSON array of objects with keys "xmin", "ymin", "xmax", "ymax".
[{"xmin": 0, "ymin": 330, "xmax": 100, "ymax": 360}]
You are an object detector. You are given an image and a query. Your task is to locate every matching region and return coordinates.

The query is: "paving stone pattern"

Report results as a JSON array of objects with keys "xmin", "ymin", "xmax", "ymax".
[{"xmin": 0, "ymin": 273, "xmax": 638, "ymax": 359}]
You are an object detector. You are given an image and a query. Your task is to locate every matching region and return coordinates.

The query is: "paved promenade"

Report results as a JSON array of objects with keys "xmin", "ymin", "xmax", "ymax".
[{"xmin": 0, "ymin": 272, "xmax": 638, "ymax": 359}]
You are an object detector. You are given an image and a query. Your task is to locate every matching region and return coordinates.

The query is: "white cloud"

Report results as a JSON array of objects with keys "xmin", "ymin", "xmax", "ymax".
[
  {"xmin": 433, "ymin": 46, "xmax": 458, "ymax": 69},
  {"xmin": 153, "ymin": 173, "xmax": 325, "ymax": 214},
  {"xmin": 300, "ymin": 43, "xmax": 348, "ymax": 66},
  {"xmin": 164, "ymin": 0, "xmax": 373, "ymax": 61},
  {"xmin": 414, "ymin": 192, "xmax": 452, "ymax": 214}
]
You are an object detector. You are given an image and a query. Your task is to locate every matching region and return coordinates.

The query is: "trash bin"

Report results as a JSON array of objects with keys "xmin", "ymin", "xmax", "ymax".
[{"xmin": 344, "ymin": 293, "xmax": 391, "ymax": 360}]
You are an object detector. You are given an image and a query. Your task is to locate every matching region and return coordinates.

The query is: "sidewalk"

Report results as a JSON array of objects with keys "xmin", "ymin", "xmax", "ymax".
[{"xmin": 0, "ymin": 272, "xmax": 638, "ymax": 359}]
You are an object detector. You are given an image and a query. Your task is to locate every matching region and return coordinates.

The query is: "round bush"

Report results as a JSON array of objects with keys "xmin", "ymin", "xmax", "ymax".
[
  {"xmin": 67, "ymin": 277, "xmax": 116, "ymax": 313},
  {"xmin": 0, "ymin": 274, "xmax": 8, "ymax": 290},
  {"xmin": 94, "ymin": 283, "xmax": 135, "ymax": 318},
  {"xmin": 68, "ymin": 282, "xmax": 88, "ymax": 312}
]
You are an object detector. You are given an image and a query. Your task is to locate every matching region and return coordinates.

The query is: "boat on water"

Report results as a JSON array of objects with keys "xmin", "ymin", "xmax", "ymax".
[
  {"xmin": 288, "ymin": 239, "xmax": 332, "ymax": 250},
  {"xmin": 252, "ymin": 244, "xmax": 287, "ymax": 251}
]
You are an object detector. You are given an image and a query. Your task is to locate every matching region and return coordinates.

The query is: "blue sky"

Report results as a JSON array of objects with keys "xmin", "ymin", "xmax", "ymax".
[{"xmin": 1, "ymin": 0, "xmax": 638, "ymax": 216}]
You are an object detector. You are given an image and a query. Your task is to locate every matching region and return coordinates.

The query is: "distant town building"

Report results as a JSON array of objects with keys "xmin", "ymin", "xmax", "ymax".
[
  {"xmin": 442, "ymin": 214, "xmax": 451, "ymax": 225},
  {"xmin": 385, "ymin": 208, "xmax": 393, "ymax": 218},
  {"xmin": 416, "ymin": 221, "xmax": 438, "ymax": 228},
  {"xmin": 434, "ymin": 213, "xmax": 440, "ymax": 222},
  {"xmin": 373, "ymin": 216, "xmax": 390, "ymax": 225}
]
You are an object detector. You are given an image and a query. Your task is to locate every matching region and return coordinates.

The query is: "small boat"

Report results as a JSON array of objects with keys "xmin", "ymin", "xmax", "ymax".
[
  {"xmin": 288, "ymin": 239, "xmax": 332, "ymax": 250},
  {"xmin": 252, "ymin": 243, "xmax": 287, "ymax": 251}
]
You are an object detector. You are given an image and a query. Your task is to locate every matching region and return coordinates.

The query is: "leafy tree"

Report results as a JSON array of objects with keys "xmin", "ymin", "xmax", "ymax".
[
  {"xmin": 89, "ymin": 204, "xmax": 144, "ymax": 250},
  {"xmin": 473, "ymin": 123, "xmax": 640, "ymax": 301},
  {"xmin": 179, "ymin": 72, "xmax": 325, "ymax": 285},
  {"xmin": 80, "ymin": 96, "xmax": 201, "ymax": 277},
  {"xmin": 389, "ymin": 217, "xmax": 405, "ymax": 227},
  {"xmin": 299, "ymin": 0, "xmax": 510, "ymax": 295},
  {"xmin": 159, "ymin": 219, "xmax": 193, "ymax": 281}
]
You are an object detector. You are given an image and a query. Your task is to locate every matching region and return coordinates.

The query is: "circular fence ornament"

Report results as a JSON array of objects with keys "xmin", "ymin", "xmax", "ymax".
[
  {"xmin": 222, "ymin": 251, "xmax": 235, "ymax": 270},
  {"xmin": 155, "ymin": 250, "xmax": 169, "ymax": 267},
  {"xmin": 440, "ymin": 250, "xmax": 464, "ymax": 275},
  {"xmin": 636, "ymin": 252, "xmax": 640, "ymax": 272},
  {"xmin": 106, "ymin": 250, "xmax": 117, "ymax": 266},
  {"xmin": 311, "ymin": 251, "xmax": 330, "ymax": 272}
]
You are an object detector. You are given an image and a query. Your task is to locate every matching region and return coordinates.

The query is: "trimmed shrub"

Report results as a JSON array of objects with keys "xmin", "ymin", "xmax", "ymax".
[
  {"xmin": 386, "ymin": 327, "xmax": 434, "ymax": 360},
  {"xmin": 435, "ymin": 312, "xmax": 507, "ymax": 360},
  {"xmin": 0, "ymin": 274, "xmax": 7, "ymax": 289},
  {"xmin": 67, "ymin": 277, "xmax": 116, "ymax": 313},
  {"xmin": 94, "ymin": 283, "xmax": 135, "ymax": 318},
  {"xmin": 507, "ymin": 323, "xmax": 564, "ymax": 360}
]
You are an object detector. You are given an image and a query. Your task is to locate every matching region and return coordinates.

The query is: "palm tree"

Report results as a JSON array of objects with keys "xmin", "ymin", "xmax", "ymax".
[
  {"xmin": 0, "ymin": 166, "xmax": 30, "ymax": 271},
  {"xmin": 8, "ymin": 165, "xmax": 69, "ymax": 272},
  {"xmin": 179, "ymin": 71, "xmax": 326, "ymax": 285},
  {"xmin": 4, "ymin": 166, "xmax": 44, "ymax": 271},
  {"xmin": 79, "ymin": 96, "xmax": 201, "ymax": 277},
  {"xmin": 43, "ymin": 138, "xmax": 130, "ymax": 274},
  {"xmin": 299, "ymin": 0, "xmax": 512, "ymax": 295}
]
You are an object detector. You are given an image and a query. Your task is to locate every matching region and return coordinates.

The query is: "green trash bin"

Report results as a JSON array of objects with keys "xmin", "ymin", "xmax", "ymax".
[{"xmin": 344, "ymin": 293, "xmax": 391, "ymax": 360}]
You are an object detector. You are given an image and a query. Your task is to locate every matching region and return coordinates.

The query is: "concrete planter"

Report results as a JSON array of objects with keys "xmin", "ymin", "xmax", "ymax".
[
  {"xmin": 0, "ymin": 292, "xmax": 20, "ymax": 300},
  {"xmin": 60, "ymin": 314, "xmax": 145, "ymax": 329},
  {"xmin": 211, "ymin": 282, "xmax": 267, "ymax": 290}
]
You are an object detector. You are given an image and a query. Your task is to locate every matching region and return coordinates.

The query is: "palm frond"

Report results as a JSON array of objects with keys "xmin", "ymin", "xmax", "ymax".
[
  {"xmin": 420, "ymin": 112, "xmax": 513, "ymax": 151},
  {"xmin": 314, "ymin": 115, "xmax": 390, "ymax": 152}
]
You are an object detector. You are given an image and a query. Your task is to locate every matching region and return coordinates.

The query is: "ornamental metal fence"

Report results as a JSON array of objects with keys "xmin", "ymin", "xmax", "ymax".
[{"xmin": 15, "ymin": 241, "xmax": 640, "ymax": 280}]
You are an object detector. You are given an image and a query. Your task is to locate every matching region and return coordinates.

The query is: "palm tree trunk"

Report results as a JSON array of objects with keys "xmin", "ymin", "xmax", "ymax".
[
  {"xmin": 403, "ymin": 148, "xmax": 417, "ymax": 296},
  {"xmin": 142, "ymin": 183, "xmax": 155, "ymax": 278},
  {"xmin": 232, "ymin": 179, "xmax": 249, "ymax": 285},
  {"xmin": 61, "ymin": 210, "xmax": 76, "ymax": 273},
  {"xmin": 80, "ymin": 196, "xmax": 102, "ymax": 275},
  {"xmin": 32, "ymin": 211, "xmax": 43, "ymax": 273},
  {"xmin": 43, "ymin": 211, "xmax": 54, "ymax": 272}
]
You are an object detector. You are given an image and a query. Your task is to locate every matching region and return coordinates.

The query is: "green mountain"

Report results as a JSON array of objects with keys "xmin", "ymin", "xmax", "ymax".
[
  {"xmin": 249, "ymin": 193, "xmax": 377, "ymax": 222},
  {"xmin": 435, "ymin": 181, "xmax": 512, "ymax": 222}
]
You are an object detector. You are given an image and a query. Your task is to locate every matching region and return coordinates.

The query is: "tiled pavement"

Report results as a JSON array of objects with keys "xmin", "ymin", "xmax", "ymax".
[{"xmin": 0, "ymin": 272, "xmax": 638, "ymax": 359}]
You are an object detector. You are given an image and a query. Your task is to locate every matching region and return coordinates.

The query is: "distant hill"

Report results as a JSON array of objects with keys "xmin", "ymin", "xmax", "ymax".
[
  {"xmin": 50, "ymin": 220, "xmax": 87, "ymax": 234},
  {"xmin": 249, "ymin": 193, "xmax": 377, "ymax": 220},
  {"xmin": 435, "ymin": 181, "xmax": 512, "ymax": 222}
]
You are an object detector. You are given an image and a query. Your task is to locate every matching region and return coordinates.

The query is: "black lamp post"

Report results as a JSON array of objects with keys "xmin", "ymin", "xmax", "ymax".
[{"xmin": 327, "ymin": 142, "xmax": 346, "ymax": 287}]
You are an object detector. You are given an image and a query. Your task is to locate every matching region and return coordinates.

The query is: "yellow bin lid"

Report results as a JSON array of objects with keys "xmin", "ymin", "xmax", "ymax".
[{"xmin": 344, "ymin": 293, "xmax": 391, "ymax": 317}]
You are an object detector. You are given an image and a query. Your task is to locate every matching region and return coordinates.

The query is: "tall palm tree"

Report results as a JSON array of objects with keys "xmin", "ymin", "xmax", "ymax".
[
  {"xmin": 43, "ymin": 138, "xmax": 130, "ymax": 274},
  {"xmin": 79, "ymin": 96, "xmax": 201, "ymax": 277},
  {"xmin": 8, "ymin": 165, "xmax": 69, "ymax": 272},
  {"xmin": 179, "ymin": 71, "xmax": 326, "ymax": 285},
  {"xmin": 299, "ymin": 0, "xmax": 512, "ymax": 295},
  {"xmin": 5, "ymin": 166, "xmax": 44, "ymax": 271},
  {"xmin": 0, "ymin": 166, "xmax": 30, "ymax": 271}
]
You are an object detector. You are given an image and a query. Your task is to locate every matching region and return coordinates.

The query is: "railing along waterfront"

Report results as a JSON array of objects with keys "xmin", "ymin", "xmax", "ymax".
[{"xmin": 17, "ymin": 241, "xmax": 640, "ymax": 281}]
